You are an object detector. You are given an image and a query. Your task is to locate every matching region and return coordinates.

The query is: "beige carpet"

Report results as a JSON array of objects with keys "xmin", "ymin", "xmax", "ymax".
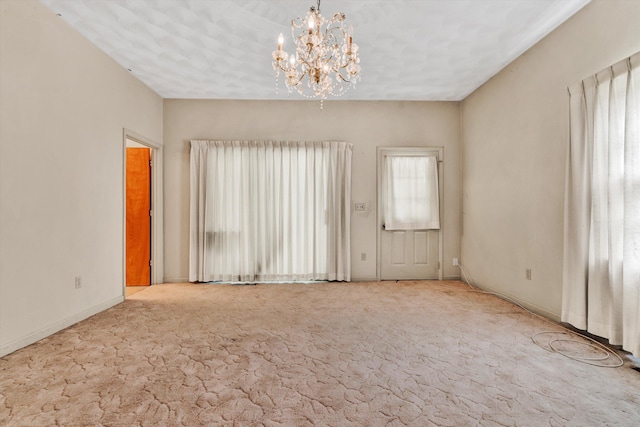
[
  {"xmin": 126, "ymin": 286, "xmax": 149, "ymax": 298},
  {"xmin": 1, "ymin": 281, "xmax": 638, "ymax": 426}
]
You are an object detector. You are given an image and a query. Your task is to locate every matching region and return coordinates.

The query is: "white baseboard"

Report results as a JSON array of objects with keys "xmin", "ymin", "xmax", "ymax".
[
  {"xmin": 465, "ymin": 279, "xmax": 561, "ymax": 322},
  {"xmin": 163, "ymin": 277, "xmax": 462, "ymax": 283},
  {"xmin": 351, "ymin": 277, "xmax": 462, "ymax": 282},
  {"xmin": 163, "ymin": 277, "xmax": 189, "ymax": 283},
  {"xmin": 0, "ymin": 296, "xmax": 124, "ymax": 357},
  {"xmin": 350, "ymin": 276, "xmax": 379, "ymax": 282}
]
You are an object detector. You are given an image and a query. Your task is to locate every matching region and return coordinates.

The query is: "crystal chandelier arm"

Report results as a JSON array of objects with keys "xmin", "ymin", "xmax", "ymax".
[
  {"xmin": 287, "ymin": 73, "xmax": 305, "ymax": 87},
  {"xmin": 335, "ymin": 71, "xmax": 351, "ymax": 83},
  {"xmin": 325, "ymin": 13, "xmax": 345, "ymax": 28}
]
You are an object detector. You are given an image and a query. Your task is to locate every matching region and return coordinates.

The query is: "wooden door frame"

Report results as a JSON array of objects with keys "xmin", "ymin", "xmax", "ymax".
[
  {"xmin": 123, "ymin": 129, "xmax": 164, "ymax": 294},
  {"xmin": 376, "ymin": 146, "xmax": 444, "ymax": 281}
]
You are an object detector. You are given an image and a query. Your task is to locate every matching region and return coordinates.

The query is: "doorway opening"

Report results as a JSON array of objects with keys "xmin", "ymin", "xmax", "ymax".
[
  {"xmin": 123, "ymin": 130, "xmax": 163, "ymax": 298},
  {"xmin": 126, "ymin": 140, "xmax": 151, "ymax": 288},
  {"xmin": 377, "ymin": 147, "xmax": 444, "ymax": 281}
]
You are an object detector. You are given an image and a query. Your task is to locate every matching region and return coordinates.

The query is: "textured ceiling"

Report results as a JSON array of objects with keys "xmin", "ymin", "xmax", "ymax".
[{"xmin": 39, "ymin": 0, "xmax": 590, "ymax": 101}]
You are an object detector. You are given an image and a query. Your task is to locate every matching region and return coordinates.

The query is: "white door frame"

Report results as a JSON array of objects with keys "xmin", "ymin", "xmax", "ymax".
[
  {"xmin": 376, "ymin": 146, "xmax": 444, "ymax": 281},
  {"xmin": 123, "ymin": 129, "xmax": 164, "ymax": 292}
]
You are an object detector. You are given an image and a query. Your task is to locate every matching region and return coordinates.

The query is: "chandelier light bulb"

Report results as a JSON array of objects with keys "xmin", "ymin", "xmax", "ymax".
[
  {"xmin": 277, "ymin": 33, "xmax": 284, "ymax": 50},
  {"xmin": 308, "ymin": 15, "xmax": 315, "ymax": 32}
]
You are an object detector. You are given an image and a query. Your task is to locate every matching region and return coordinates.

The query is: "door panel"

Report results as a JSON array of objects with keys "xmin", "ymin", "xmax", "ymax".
[
  {"xmin": 391, "ymin": 231, "xmax": 406, "ymax": 265},
  {"xmin": 414, "ymin": 231, "xmax": 429, "ymax": 265},
  {"xmin": 126, "ymin": 147, "xmax": 151, "ymax": 286},
  {"xmin": 380, "ymin": 228, "xmax": 438, "ymax": 279}
]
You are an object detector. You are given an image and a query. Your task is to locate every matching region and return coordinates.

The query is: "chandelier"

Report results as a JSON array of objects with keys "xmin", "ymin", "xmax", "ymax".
[{"xmin": 272, "ymin": 0, "xmax": 361, "ymax": 107}]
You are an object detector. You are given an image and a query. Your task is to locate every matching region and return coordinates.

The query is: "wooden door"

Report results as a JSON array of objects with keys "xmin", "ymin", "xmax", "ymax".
[{"xmin": 126, "ymin": 148, "xmax": 151, "ymax": 285}]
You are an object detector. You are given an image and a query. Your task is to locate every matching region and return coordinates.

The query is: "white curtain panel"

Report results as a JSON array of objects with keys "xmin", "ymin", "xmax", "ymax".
[
  {"xmin": 383, "ymin": 155, "xmax": 440, "ymax": 230},
  {"xmin": 189, "ymin": 140, "xmax": 352, "ymax": 283},
  {"xmin": 563, "ymin": 51, "xmax": 640, "ymax": 357}
]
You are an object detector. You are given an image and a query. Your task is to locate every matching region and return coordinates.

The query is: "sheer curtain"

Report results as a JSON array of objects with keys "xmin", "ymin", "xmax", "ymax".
[
  {"xmin": 383, "ymin": 156, "xmax": 440, "ymax": 230},
  {"xmin": 189, "ymin": 140, "xmax": 351, "ymax": 283},
  {"xmin": 563, "ymin": 52, "xmax": 640, "ymax": 357}
]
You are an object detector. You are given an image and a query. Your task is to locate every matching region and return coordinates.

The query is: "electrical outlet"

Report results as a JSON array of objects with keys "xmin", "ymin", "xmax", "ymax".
[
  {"xmin": 75, "ymin": 276, "xmax": 82, "ymax": 289},
  {"xmin": 361, "ymin": 252, "xmax": 367, "ymax": 261},
  {"xmin": 354, "ymin": 202, "xmax": 367, "ymax": 212},
  {"xmin": 453, "ymin": 258, "xmax": 459, "ymax": 266},
  {"xmin": 526, "ymin": 269, "xmax": 532, "ymax": 280}
]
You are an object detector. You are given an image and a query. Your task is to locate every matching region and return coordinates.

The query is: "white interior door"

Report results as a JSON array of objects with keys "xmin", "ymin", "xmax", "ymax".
[{"xmin": 377, "ymin": 147, "xmax": 443, "ymax": 280}]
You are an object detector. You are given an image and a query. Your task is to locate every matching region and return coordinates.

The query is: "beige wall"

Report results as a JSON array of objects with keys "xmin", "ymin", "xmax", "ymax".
[
  {"xmin": 460, "ymin": 0, "xmax": 640, "ymax": 318},
  {"xmin": 0, "ymin": 0, "xmax": 163, "ymax": 355},
  {"xmin": 163, "ymin": 100, "xmax": 461, "ymax": 282}
]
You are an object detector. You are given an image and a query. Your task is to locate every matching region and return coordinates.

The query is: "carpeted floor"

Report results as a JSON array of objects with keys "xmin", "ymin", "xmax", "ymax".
[{"xmin": 1, "ymin": 281, "xmax": 638, "ymax": 426}]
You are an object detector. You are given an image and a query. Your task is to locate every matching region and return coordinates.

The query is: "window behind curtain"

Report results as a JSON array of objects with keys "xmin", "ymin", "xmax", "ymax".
[
  {"xmin": 383, "ymin": 155, "xmax": 440, "ymax": 230},
  {"xmin": 563, "ymin": 51, "xmax": 640, "ymax": 357},
  {"xmin": 189, "ymin": 140, "xmax": 352, "ymax": 283}
]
